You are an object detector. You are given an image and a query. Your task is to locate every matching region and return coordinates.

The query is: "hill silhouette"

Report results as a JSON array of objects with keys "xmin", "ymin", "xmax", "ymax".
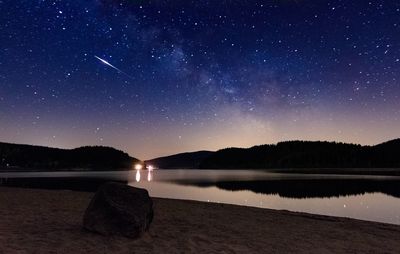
[
  {"xmin": 0, "ymin": 142, "xmax": 139, "ymax": 171},
  {"xmin": 145, "ymin": 151, "xmax": 214, "ymax": 169},
  {"xmin": 199, "ymin": 139, "xmax": 400, "ymax": 169},
  {"xmin": 2, "ymin": 139, "xmax": 400, "ymax": 171}
]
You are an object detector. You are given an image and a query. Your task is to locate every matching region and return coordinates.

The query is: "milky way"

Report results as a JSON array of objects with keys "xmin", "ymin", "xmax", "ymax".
[{"xmin": 0, "ymin": 1, "xmax": 399, "ymax": 159}]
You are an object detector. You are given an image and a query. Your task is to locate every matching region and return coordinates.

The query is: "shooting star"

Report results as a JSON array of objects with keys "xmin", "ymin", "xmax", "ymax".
[{"xmin": 94, "ymin": 55, "xmax": 134, "ymax": 80}]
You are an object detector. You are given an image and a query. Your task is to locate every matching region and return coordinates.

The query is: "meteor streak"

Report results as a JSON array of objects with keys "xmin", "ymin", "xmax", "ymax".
[{"xmin": 94, "ymin": 55, "xmax": 134, "ymax": 80}]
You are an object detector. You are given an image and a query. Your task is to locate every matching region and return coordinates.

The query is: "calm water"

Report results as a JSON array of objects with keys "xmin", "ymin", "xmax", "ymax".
[{"xmin": 1, "ymin": 169, "xmax": 400, "ymax": 225}]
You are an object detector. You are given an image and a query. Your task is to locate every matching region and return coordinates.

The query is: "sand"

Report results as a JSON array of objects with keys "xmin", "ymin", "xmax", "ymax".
[{"xmin": 0, "ymin": 187, "xmax": 399, "ymax": 253}]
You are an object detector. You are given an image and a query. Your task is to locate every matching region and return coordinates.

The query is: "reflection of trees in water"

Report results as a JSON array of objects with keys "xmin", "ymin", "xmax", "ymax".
[
  {"xmin": 3, "ymin": 176, "xmax": 400, "ymax": 199},
  {"xmin": 174, "ymin": 179, "xmax": 400, "ymax": 199}
]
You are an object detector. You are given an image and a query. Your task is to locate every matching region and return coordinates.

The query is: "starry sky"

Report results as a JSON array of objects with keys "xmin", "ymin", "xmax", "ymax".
[{"xmin": 0, "ymin": 0, "xmax": 399, "ymax": 159}]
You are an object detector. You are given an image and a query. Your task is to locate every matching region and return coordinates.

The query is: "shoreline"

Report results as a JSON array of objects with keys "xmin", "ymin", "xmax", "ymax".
[
  {"xmin": 1, "ymin": 167, "xmax": 400, "ymax": 176},
  {"xmin": 1, "ymin": 187, "xmax": 399, "ymax": 253}
]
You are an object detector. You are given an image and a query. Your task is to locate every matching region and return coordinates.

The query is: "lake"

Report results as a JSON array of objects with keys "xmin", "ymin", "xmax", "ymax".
[{"xmin": 1, "ymin": 169, "xmax": 399, "ymax": 225}]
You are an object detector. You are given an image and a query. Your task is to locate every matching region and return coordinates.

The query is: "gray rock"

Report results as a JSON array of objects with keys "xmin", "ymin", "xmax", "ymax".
[{"xmin": 83, "ymin": 182, "xmax": 153, "ymax": 238}]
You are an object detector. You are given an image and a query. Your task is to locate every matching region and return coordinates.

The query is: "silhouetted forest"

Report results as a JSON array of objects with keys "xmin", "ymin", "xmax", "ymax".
[
  {"xmin": 2, "ymin": 139, "xmax": 400, "ymax": 171},
  {"xmin": 0, "ymin": 142, "xmax": 139, "ymax": 171},
  {"xmin": 145, "ymin": 151, "xmax": 214, "ymax": 169},
  {"xmin": 199, "ymin": 139, "xmax": 400, "ymax": 169}
]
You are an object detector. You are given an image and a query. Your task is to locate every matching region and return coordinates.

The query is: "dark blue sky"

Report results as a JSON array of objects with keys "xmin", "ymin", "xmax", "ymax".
[{"xmin": 1, "ymin": 0, "xmax": 399, "ymax": 159}]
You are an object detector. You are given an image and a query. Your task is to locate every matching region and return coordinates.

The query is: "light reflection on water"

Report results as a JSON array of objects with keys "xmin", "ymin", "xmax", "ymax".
[
  {"xmin": 135, "ymin": 169, "xmax": 140, "ymax": 182},
  {"xmin": 147, "ymin": 170, "xmax": 153, "ymax": 182},
  {"xmin": 135, "ymin": 169, "xmax": 153, "ymax": 182}
]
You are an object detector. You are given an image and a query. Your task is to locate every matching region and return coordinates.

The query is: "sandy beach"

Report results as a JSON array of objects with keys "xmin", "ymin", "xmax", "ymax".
[{"xmin": 0, "ymin": 187, "xmax": 399, "ymax": 253}]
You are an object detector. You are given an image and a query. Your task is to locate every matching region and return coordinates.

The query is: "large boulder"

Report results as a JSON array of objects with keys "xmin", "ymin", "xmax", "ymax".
[{"xmin": 83, "ymin": 182, "xmax": 153, "ymax": 238}]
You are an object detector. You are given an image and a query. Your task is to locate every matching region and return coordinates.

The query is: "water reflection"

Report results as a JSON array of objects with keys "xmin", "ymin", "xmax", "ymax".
[
  {"xmin": 130, "ymin": 169, "xmax": 400, "ymax": 199},
  {"xmin": 134, "ymin": 170, "xmax": 153, "ymax": 182},
  {"xmin": 1, "ymin": 169, "xmax": 399, "ymax": 224},
  {"xmin": 130, "ymin": 170, "xmax": 400, "ymax": 225},
  {"xmin": 172, "ymin": 178, "xmax": 400, "ymax": 199},
  {"xmin": 135, "ymin": 169, "xmax": 141, "ymax": 182},
  {"xmin": 147, "ymin": 170, "xmax": 153, "ymax": 182}
]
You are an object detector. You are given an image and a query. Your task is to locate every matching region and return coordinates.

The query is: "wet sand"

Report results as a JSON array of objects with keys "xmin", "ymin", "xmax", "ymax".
[{"xmin": 0, "ymin": 187, "xmax": 399, "ymax": 253}]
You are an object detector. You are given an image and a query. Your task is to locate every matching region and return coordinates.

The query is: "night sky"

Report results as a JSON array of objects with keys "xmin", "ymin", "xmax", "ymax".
[{"xmin": 1, "ymin": 1, "xmax": 399, "ymax": 159}]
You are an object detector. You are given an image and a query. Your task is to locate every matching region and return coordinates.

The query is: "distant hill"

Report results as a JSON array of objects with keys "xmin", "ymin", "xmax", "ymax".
[
  {"xmin": 145, "ymin": 151, "xmax": 214, "ymax": 169},
  {"xmin": 199, "ymin": 139, "xmax": 400, "ymax": 169},
  {"xmin": 2, "ymin": 138, "xmax": 400, "ymax": 171},
  {"xmin": 0, "ymin": 142, "xmax": 139, "ymax": 171}
]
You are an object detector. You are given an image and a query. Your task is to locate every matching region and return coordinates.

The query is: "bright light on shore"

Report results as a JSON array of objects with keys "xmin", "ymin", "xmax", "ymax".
[
  {"xmin": 147, "ymin": 165, "xmax": 154, "ymax": 171},
  {"xmin": 134, "ymin": 164, "xmax": 143, "ymax": 170}
]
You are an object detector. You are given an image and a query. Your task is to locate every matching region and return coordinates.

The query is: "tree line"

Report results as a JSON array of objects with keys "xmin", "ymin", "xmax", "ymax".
[
  {"xmin": 199, "ymin": 139, "xmax": 400, "ymax": 169},
  {"xmin": 0, "ymin": 142, "xmax": 138, "ymax": 170}
]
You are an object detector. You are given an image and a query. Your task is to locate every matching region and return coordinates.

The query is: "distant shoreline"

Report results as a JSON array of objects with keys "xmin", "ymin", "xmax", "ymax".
[
  {"xmin": 159, "ymin": 167, "xmax": 400, "ymax": 176},
  {"xmin": 0, "ymin": 167, "xmax": 132, "ymax": 172},
  {"xmin": 267, "ymin": 168, "xmax": 400, "ymax": 176},
  {"xmin": 1, "ymin": 167, "xmax": 400, "ymax": 176},
  {"xmin": 0, "ymin": 177, "xmax": 126, "ymax": 192}
]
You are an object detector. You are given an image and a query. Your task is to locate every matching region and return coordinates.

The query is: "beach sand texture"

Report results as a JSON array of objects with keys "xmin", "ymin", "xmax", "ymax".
[{"xmin": 0, "ymin": 187, "xmax": 399, "ymax": 253}]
